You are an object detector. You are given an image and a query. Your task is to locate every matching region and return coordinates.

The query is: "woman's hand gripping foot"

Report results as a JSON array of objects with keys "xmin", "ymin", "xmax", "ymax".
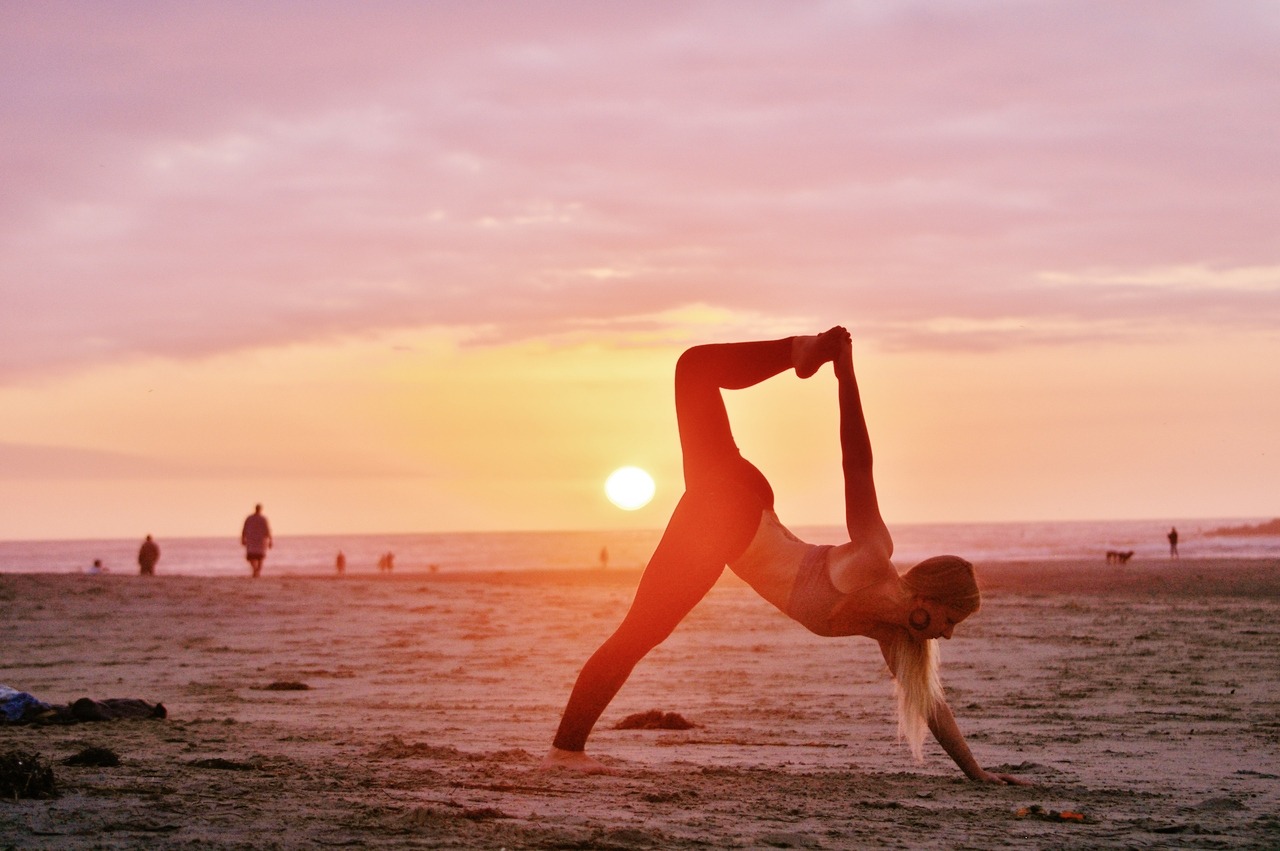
[{"xmin": 793, "ymin": 326, "xmax": 851, "ymax": 378}]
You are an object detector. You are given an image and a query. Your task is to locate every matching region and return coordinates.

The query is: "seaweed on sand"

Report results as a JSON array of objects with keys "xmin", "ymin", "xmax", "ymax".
[
  {"xmin": 614, "ymin": 710, "xmax": 697, "ymax": 730},
  {"xmin": 0, "ymin": 750, "xmax": 57, "ymax": 799}
]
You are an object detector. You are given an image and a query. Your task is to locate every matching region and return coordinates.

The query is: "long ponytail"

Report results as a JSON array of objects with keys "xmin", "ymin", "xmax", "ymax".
[{"xmin": 889, "ymin": 632, "xmax": 943, "ymax": 762}]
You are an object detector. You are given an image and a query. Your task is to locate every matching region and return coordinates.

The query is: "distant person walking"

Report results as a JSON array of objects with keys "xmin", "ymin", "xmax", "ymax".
[
  {"xmin": 335, "ymin": 550, "xmax": 346, "ymax": 576},
  {"xmin": 599, "ymin": 546, "xmax": 609, "ymax": 570},
  {"xmin": 241, "ymin": 504, "xmax": 273, "ymax": 577},
  {"xmin": 1168, "ymin": 526, "xmax": 1179, "ymax": 559},
  {"xmin": 137, "ymin": 535, "xmax": 160, "ymax": 576}
]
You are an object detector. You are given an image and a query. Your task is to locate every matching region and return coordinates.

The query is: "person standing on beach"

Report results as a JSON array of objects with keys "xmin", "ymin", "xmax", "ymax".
[
  {"xmin": 241, "ymin": 504, "xmax": 273, "ymax": 578},
  {"xmin": 1168, "ymin": 526, "xmax": 1179, "ymax": 559},
  {"xmin": 137, "ymin": 535, "xmax": 160, "ymax": 576},
  {"xmin": 543, "ymin": 328, "xmax": 1029, "ymax": 784}
]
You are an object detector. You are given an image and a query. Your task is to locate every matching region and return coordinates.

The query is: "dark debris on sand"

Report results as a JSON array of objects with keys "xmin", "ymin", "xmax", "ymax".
[
  {"xmin": 0, "ymin": 750, "xmax": 57, "ymax": 800},
  {"xmin": 62, "ymin": 746, "xmax": 121, "ymax": 767},
  {"xmin": 614, "ymin": 709, "xmax": 697, "ymax": 730},
  {"xmin": 188, "ymin": 757, "xmax": 263, "ymax": 771},
  {"xmin": 258, "ymin": 681, "xmax": 311, "ymax": 691}
]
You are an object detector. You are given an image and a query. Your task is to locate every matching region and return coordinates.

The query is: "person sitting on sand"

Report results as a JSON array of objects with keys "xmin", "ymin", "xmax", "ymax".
[{"xmin": 542, "ymin": 328, "xmax": 1029, "ymax": 784}]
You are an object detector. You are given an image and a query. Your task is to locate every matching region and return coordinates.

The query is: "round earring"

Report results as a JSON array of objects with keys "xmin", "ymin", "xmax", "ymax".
[{"xmin": 909, "ymin": 608, "xmax": 931, "ymax": 631}]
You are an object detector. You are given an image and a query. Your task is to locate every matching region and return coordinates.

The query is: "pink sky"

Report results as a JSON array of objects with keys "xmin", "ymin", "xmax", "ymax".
[{"xmin": 2, "ymin": 2, "xmax": 1278, "ymax": 540}]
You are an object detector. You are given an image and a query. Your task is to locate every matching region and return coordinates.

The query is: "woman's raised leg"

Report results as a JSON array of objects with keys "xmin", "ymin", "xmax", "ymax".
[{"xmin": 675, "ymin": 330, "xmax": 846, "ymax": 491}]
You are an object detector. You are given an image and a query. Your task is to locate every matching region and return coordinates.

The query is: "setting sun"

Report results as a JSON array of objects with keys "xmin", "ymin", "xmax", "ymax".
[{"xmin": 604, "ymin": 466, "xmax": 656, "ymax": 511}]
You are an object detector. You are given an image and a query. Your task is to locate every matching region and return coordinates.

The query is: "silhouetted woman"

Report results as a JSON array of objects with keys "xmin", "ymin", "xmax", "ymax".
[{"xmin": 542, "ymin": 327, "xmax": 1027, "ymax": 784}]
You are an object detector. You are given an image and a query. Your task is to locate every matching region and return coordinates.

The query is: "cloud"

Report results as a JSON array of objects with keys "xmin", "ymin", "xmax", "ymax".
[
  {"xmin": 1040, "ymin": 265, "xmax": 1280, "ymax": 293},
  {"xmin": 2, "ymin": 1, "xmax": 1279, "ymax": 381},
  {"xmin": 0, "ymin": 441, "xmax": 182, "ymax": 479}
]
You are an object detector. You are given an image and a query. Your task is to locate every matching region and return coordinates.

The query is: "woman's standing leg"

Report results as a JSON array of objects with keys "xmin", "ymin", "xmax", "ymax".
[{"xmin": 548, "ymin": 486, "xmax": 760, "ymax": 756}]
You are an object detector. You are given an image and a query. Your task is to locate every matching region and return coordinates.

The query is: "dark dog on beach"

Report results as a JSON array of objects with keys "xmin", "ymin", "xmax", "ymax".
[{"xmin": 1105, "ymin": 550, "xmax": 1134, "ymax": 564}]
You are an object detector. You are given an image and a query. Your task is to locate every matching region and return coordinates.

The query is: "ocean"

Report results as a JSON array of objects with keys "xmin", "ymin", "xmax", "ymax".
[{"xmin": 1, "ymin": 517, "xmax": 1277, "ymax": 577}]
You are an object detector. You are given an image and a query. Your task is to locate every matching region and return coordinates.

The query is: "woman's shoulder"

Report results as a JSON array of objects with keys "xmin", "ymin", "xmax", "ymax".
[{"xmin": 826, "ymin": 541, "xmax": 897, "ymax": 595}]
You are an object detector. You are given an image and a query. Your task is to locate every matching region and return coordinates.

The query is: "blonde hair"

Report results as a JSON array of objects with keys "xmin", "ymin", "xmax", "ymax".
[
  {"xmin": 891, "ymin": 555, "xmax": 979, "ymax": 761},
  {"xmin": 889, "ymin": 633, "xmax": 942, "ymax": 762}
]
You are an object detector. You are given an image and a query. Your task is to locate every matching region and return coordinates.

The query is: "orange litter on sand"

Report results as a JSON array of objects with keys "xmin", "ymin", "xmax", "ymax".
[{"xmin": 1016, "ymin": 804, "xmax": 1087, "ymax": 822}]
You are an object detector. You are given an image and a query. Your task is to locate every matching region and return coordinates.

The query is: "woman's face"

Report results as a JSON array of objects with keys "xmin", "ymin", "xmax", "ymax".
[{"xmin": 916, "ymin": 599, "xmax": 972, "ymax": 640}]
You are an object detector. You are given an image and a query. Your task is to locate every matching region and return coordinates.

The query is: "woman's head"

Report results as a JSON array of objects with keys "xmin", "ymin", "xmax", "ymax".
[{"xmin": 903, "ymin": 555, "xmax": 980, "ymax": 621}]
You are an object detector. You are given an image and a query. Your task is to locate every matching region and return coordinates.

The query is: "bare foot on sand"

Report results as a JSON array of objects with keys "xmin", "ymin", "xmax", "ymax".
[
  {"xmin": 539, "ymin": 747, "xmax": 615, "ymax": 775},
  {"xmin": 793, "ymin": 326, "xmax": 850, "ymax": 378}
]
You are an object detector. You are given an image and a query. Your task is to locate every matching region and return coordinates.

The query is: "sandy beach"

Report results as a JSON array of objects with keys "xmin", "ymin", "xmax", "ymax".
[{"xmin": 2, "ymin": 559, "xmax": 1279, "ymax": 849}]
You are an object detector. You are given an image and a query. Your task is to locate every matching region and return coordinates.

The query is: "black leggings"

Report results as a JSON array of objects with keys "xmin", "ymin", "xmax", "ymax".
[{"xmin": 551, "ymin": 337, "xmax": 793, "ymax": 751}]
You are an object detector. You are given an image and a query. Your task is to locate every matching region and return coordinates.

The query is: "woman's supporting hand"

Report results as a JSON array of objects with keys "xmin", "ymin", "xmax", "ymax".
[{"xmin": 970, "ymin": 768, "xmax": 1035, "ymax": 786}]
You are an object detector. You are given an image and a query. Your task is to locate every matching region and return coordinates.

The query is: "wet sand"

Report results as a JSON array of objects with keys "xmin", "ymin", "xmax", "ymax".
[{"xmin": 2, "ymin": 559, "xmax": 1279, "ymax": 849}]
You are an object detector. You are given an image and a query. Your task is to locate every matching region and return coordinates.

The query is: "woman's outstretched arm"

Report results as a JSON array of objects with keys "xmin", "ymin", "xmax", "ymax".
[
  {"xmin": 833, "ymin": 334, "xmax": 892, "ymax": 558},
  {"xmin": 877, "ymin": 637, "xmax": 1033, "ymax": 784},
  {"xmin": 927, "ymin": 698, "xmax": 1033, "ymax": 785}
]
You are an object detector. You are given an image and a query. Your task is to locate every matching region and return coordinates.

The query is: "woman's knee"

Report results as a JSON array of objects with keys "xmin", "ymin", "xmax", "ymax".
[
  {"xmin": 674, "ymin": 348, "xmax": 697, "ymax": 391},
  {"xmin": 603, "ymin": 615, "xmax": 675, "ymax": 663},
  {"xmin": 675, "ymin": 344, "xmax": 719, "ymax": 386}
]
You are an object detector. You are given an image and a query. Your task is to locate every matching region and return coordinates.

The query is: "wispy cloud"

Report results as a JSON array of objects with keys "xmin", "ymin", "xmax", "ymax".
[{"xmin": 3, "ymin": 1, "xmax": 1278, "ymax": 381}]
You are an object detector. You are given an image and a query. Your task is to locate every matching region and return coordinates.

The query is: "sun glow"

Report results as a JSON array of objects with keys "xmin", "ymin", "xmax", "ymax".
[{"xmin": 604, "ymin": 466, "xmax": 656, "ymax": 511}]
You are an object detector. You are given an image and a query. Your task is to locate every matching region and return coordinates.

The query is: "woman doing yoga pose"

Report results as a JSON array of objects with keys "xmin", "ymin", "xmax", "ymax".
[{"xmin": 542, "ymin": 327, "xmax": 1028, "ymax": 784}]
